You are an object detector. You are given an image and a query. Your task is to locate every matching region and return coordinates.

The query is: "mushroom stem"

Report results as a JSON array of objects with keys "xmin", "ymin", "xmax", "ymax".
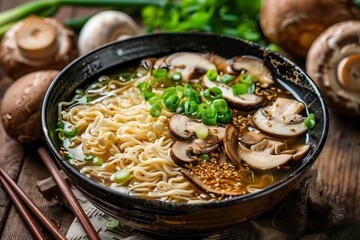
[
  {"xmin": 15, "ymin": 16, "xmax": 58, "ymax": 59},
  {"xmin": 337, "ymin": 54, "xmax": 360, "ymax": 91}
]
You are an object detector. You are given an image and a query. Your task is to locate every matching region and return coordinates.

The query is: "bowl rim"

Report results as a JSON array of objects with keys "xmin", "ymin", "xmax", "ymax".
[{"xmin": 42, "ymin": 32, "xmax": 329, "ymax": 210}]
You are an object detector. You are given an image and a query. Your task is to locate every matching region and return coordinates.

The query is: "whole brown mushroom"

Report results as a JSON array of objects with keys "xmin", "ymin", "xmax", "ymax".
[
  {"xmin": 260, "ymin": 0, "xmax": 360, "ymax": 58},
  {"xmin": 1, "ymin": 70, "xmax": 59, "ymax": 143},
  {"xmin": 306, "ymin": 21, "xmax": 360, "ymax": 116},
  {"xmin": 0, "ymin": 16, "xmax": 78, "ymax": 79}
]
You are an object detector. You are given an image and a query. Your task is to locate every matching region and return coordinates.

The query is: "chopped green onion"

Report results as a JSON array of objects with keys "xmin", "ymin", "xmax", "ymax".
[
  {"xmin": 220, "ymin": 74, "xmax": 235, "ymax": 84},
  {"xmin": 152, "ymin": 68, "xmax": 168, "ymax": 80},
  {"xmin": 248, "ymin": 83, "xmax": 255, "ymax": 94},
  {"xmin": 93, "ymin": 156, "xmax": 103, "ymax": 166},
  {"xmin": 106, "ymin": 220, "xmax": 120, "ymax": 230},
  {"xmin": 84, "ymin": 155, "xmax": 93, "ymax": 161},
  {"xmin": 196, "ymin": 102, "xmax": 209, "ymax": 118},
  {"xmin": 149, "ymin": 95, "xmax": 161, "ymax": 105},
  {"xmin": 55, "ymin": 127, "xmax": 78, "ymax": 138},
  {"xmin": 176, "ymin": 101, "xmax": 185, "ymax": 114},
  {"xmin": 142, "ymin": 92, "xmax": 155, "ymax": 101},
  {"xmin": 57, "ymin": 121, "xmax": 65, "ymax": 129},
  {"xmin": 206, "ymin": 69, "xmax": 218, "ymax": 81},
  {"xmin": 150, "ymin": 103, "xmax": 162, "ymax": 117},
  {"xmin": 184, "ymin": 100, "xmax": 198, "ymax": 115},
  {"xmin": 113, "ymin": 169, "xmax": 130, "ymax": 182},
  {"xmin": 212, "ymin": 99, "xmax": 228, "ymax": 114},
  {"xmin": 138, "ymin": 82, "xmax": 152, "ymax": 93},
  {"xmin": 162, "ymin": 87, "xmax": 176, "ymax": 100},
  {"xmin": 171, "ymin": 71, "xmax": 182, "ymax": 82},
  {"xmin": 175, "ymin": 85, "xmax": 185, "ymax": 93},
  {"xmin": 217, "ymin": 108, "xmax": 233, "ymax": 124},
  {"xmin": 201, "ymin": 107, "xmax": 217, "ymax": 125},
  {"xmin": 200, "ymin": 154, "xmax": 210, "ymax": 161},
  {"xmin": 164, "ymin": 94, "xmax": 180, "ymax": 111},
  {"xmin": 232, "ymin": 83, "xmax": 248, "ymax": 95},
  {"xmin": 240, "ymin": 74, "xmax": 257, "ymax": 85},
  {"xmin": 203, "ymin": 87, "xmax": 222, "ymax": 101},
  {"xmin": 65, "ymin": 152, "xmax": 74, "ymax": 160},
  {"xmin": 195, "ymin": 124, "xmax": 209, "ymax": 139},
  {"xmin": 304, "ymin": 113, "xmax": 316, "ymax": 129},
  {"xmin": 185, "ymin": 89, "xmax": 202, "ymax": 103}
]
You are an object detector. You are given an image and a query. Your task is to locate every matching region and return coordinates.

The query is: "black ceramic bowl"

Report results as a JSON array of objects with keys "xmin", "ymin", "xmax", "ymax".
[{"xmin": 42, "ymin": 33, "xmax": 328, "ymax": 237}]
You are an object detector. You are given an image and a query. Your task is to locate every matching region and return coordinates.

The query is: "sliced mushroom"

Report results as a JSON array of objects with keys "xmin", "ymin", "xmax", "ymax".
[
  {"xmin": 250, "ymin": 139, "xmax": 286, "ymax": 154},
  {"xmin": 202, "ymin": 53, "xmax": 232, "ymax": 74},
  {"xmin": 292, "ymin": 144, "xmax": 311, "ymax": 162},
  {"xmin": 201, "ymin": 75, "xmax": 264, "ymax": 111},
  {"xmin": 181, "ymin": 168, "xmax": 246, "ymax": 196},
  {"xmin": 230, "ymin": 56, "xmax": 274, "ymax": 88},
  {"xmin": 239, "ymin": 143, "xmax": 293, "ymax": 170},
  {"xmin": 169, "ymin": 114, "xmax": 225, "ymax": 141},
  {"xmin": 223, "ymin": 124, "xmax": 241, "ymax": 168},
  {"xmin": 252, "ymin": 97, "xmax": 307, "ymax": 138},
  {"xmin": 170, "ymin": 135, "xmax": 218, "ymax": 166},
  {"xmin": 154, "ymin": 52, "xmax": 216, "ymax": 81},
  {"xmin": 240, "ymin": 131, "xmax": 277, "ymax": 146}
]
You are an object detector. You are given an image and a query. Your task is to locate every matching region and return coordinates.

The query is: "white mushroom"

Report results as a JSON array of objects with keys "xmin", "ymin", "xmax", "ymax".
[
  {"xmin": 252, "ymin": 97, "xmax": 307, "ymax": 138},
  {"xmin": 78, "ymin": 11, "xmax": 140, "ymax": 55}
]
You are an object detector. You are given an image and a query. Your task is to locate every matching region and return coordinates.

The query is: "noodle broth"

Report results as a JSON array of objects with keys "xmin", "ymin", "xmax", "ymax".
[{"xmin": 57, "ymin": 53, "xmax": 311, "ymax": 203}]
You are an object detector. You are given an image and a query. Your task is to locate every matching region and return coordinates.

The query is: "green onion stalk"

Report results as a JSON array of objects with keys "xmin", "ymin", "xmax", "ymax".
[{"xmin": 0, "ymin": 0, "xmax": 169, "ymax": 37}]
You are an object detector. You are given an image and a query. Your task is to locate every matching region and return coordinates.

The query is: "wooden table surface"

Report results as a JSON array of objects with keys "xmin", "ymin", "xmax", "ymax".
[{"xmin": 0, "ymin": 1, "xmax": 360, "ymax": 239}]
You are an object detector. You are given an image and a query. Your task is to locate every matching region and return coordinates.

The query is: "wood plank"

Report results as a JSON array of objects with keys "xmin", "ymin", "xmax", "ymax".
[
  {"xmin": 1, "ymin": 147, "xmax": 74, "ymax": 239},
  {"xmin": 314, "ymin": 110, "xmax": 360, "ymax": 222}
]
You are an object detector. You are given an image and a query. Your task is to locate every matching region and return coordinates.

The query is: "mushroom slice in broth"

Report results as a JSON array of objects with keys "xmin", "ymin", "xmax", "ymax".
[
  {"xmin": 252, "ymin": 97, "xmax": 307, "ymax": 138},
  {"xmin": 169, "ymin": 114, "xmax": 225, "ymax": 141},
  {"xmin": 154, "ymin": 52, "xmax": 216, "ymax": 81},
  {"xmin": 230, "ymin": 56, "xmax": 274, "ymax": 88},
  {"xmin": 170, "ymin": 135, "xmax": 219, "ymax": 166},
  {"xmin": 201, "ymin": 74, "xmax": 264, "ymax": 111}
]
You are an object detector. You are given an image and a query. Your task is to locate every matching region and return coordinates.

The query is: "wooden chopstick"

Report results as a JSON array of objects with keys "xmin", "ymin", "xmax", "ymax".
[
  {"xmin": 0, "ymin": 173, "xmax": 46, "ymax": 240},
  {"xmin": 37, "ymin": 147, "xmax": 100, "ymax": 240},
  {"xmin": 0, "ymin": 167, "xmax": 67, "ymax": 240}
]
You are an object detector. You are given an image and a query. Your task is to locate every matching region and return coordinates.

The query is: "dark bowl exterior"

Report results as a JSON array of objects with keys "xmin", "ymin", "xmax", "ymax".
[{"xmin": 42, "ymin": 33, "xmax": 328, "ymax": 237}]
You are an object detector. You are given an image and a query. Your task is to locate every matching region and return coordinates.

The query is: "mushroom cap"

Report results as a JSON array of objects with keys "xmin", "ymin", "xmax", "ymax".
[
  {"xmin": 260, "ymin": 0, "xmax": 360, "ymax": 58},
  {"xmin": 0, "ymin": 16, "xmax": 78, "ymax": 80},
  {"xmin": 1, "ymin": 70, "xmax": 59, "ymax": 143},
  {"xmin": 78, "ymin": 10, "xmax": 140, "ymax": 55},
  {"xmin": 306, "ymin": 20, "xmax": 360, "ymax": 116}
]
